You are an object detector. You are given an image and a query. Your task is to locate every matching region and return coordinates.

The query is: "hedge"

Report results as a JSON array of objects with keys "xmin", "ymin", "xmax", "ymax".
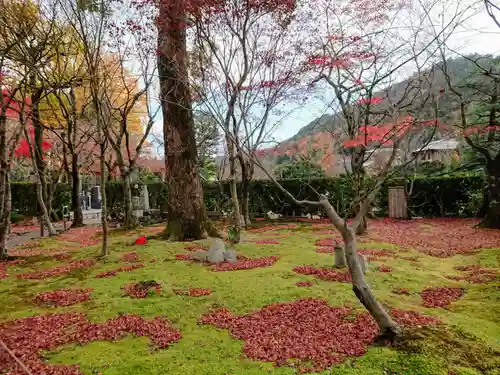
[{"xmin": 9, "ymin": 174, "xmax": 485, "ymax": 219}]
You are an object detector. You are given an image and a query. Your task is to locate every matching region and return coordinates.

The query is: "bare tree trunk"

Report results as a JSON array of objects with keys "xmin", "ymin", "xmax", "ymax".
[
  {"xmin": 255, "ymin": 164, "xmax": 402, "ymax": 340},
  {"xmin": 122, "ymin": 171, "xmax": 136, "ymax": 228},
  {"xmin": 71, "ymin": 156, "xmax": 84, "ymax": 227},
  {"xmin": 99, "ymin": 144, "xmax": 108, "ymax": 257},
  {"xmin": 321, "ymin": 198, "xmax": 402, "ymax": 340},
  {"xmin": 0, "ymin": 114, "xmax": 8, "ymax": 260},
  {"xmin": 34, "ymin": 167, "xmax": 57, "ymax": 235},
  {"xmin": 479, "ymin": 162, "xmax": 500, "ymax": 229},
  {"xmin": 227, "ymin": 136, "xmax": 241, "ymax": 240},
  {"xmin": 239, "ymin": 156, "xmax": 252, "ymax": 228},
  {"xmin": 0, "ymin": 173, "xmax": 11, "ymax": 259},
  {"xmin": 157, "ymin": 0, "xmax": 213, "ymax": 241}
]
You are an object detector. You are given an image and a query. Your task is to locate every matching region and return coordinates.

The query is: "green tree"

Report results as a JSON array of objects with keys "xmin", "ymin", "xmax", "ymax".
[{"xmin": 276, "ymin": 159, "xmax": 326, "ymax": 179}]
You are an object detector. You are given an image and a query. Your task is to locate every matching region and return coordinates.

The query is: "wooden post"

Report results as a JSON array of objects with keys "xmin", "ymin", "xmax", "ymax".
[{"xmin": 388, "ymin": 186, "xmax": 408, "ymax": 219}]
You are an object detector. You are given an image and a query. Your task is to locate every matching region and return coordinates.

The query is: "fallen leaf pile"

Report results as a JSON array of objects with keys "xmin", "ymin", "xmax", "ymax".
[
  {"xmin": 296, "ymin": 281, "xmax": 314, "ymax": 287},
  {"xmin": 421, "ymin": 287, "xmax": 465, "ymax": 308},
  {"xmin": 253, "ymin": 239, "xmax": 281, "ymax": 245},
  {"xmin": 184, "ymin": 244, "xmax": 208, "ymax": 252},
  {"xmin": 10, "ymin": 243, "xmax": 74, "ymax": 258},
  {"xmin": 173, "ymin": 287, "xmax": 212, "ymax": 297},
  {"xmin": 122, "ymin": 252, "xmax": 140, "ymax": 262},
  {"xmin": 248, "ymin": 224, "xmax": 297, "ymax": 233},
  {"xmin": 293, "ymin": 266, "xmax": 351, "ymax": 283},
  {"xmin": 314, "ymin": 247, "xmax": 333, "ymax": 254},
  {"xmin": 310, "ymin": 223, "xmax": 332, "ymax": 228},
  {"xmin": 315, "ymin": 238, "xmax": 337, "ymax": 247},
  {"xmin": 34, "ymin": 288, "xmax": 92, "ymax": 307},
  {"xmin": 17, "ymin": 259, "xmax": 96, "ymax": 280},
  {"xmin": 313, "ymin": 229, "xmax": 337, "ymax": 235},
  {"xmin": 175, "ymin": 253, "xmax": 279, "ymax": 272},
  {"xmin": 389, "ymin": 308, "xmax": 440, "ymax": 326},
  {"xmin": 0, "ymin": 312, "xmax": 181, "ymax": 375},
  {"xmin": 367, "ymin": 218, "xmax": 500, "ymax": 257},
  {"xmin": 200, "ymin": 298, "xmax": 440, "ymax": 373},
  {"xmin": 213, "ymin": 256, "xmax": 279, "ymax": 272},
  {"xmin": 55, "ymin": 226, "xmax": 102, "ymax": 247},
  {"xmin": 448, "ymin": 265, "xmax": 499, "ymax": 283},
  {"xmin": 10, "ymin": 225, "xmax": 39, "ymax": 233},
  {"xmin": 378, "ymin": 265, "xmax": 393, "ymax": 273},
  {"xmin": 95, "ymin": 263, "xmax": 144, "ymax": 278},
  {"xmin": 0, "ymin": 259, "xmax": 26, "ymax": 279},
  {"xmin": 122, "ymin": 281, "xmax": 161, "ymax": 298},
  {"xmin": 53, "ymin": 253, "xmax": 72, "ymax": 261}
]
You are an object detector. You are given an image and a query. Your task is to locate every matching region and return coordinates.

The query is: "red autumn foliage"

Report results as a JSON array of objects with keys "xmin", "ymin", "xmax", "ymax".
[
  {"xmin": 448, "ymin": 265, "xmax": 499, "ymax": 284},
  {"xmin": 200, "ymin": 298, "xmax": 439, "ymax": 373},
  {"xmin": 0, "ymin": 312, "xmax": 181, "ymax": 375},
  {"xmin": 378, "ymin": 265, "xmax": 393, "ymax": 273},
  {"xmin": 56, "ymin": 226, "xmax": 102, "ymax": 247},
  {"xmin": 17, "ymin": 259, "xmax": 96, "ymax": 280},
  {"xmin": 248, "ymin": 224, "xmax": 298, "ymax": 233},
  {"xmin": 389, "ymin": 308, "xmax": 441, "ymax": 326},
  {"xmin": 296, "ymin": 281, "xmax": 314, "ymax": 287},
  {"xmin": 134, "ymin": 235, "xmax": 148, "ymax": 245},
  {"xmin": 122, "ymin": 252, "xmax": 140, "ymax": 262},
  {"xmin": 184, "ymin": 244, "xmax": 208, "ymax": 252},
  {"xmin": 53, "ymin": 253, "xmax": 72, "ymax": 261},
  {"xmin": 34, "ymin": 288, "xmax": 92, "ymax": 307},
  {"xmin": 95, "ymin": 263, "xmax": 144, "ymax": 278},
  {"xmin": 358, "ymin": 249, "xmax": 393, "ymax": 257},
  {"xmin": 122, "ymin": 281, "xmax": 161, "ymax": 298},
  {"xmin": 213, "ymin": 256, "xmax": 279, "ymax": 272},
  {"xmin": 173, "ymin": 287, "xmax": 212, "ymax": 297},
  {"xmin": 314, "ymin": 238, "xmax": 338, "ymax": 247},
  {"xmin": 392, "ymin": 288, "xmax": 411, "ymax": 295},
  {"xmin": 175, "ymin": 254, "xmax": 194, "ymax": 261},
  {"xmin": 367, "ymin": 218, "xmax": 500, "ymax": 257},
  {"xmin": 10, "ymin": 243, "xmax": 75, "ymax": 258},
  {"xmin": 314, "ymin": 247, "xmax": 334, "ymax": 254},
  {"xmin": 421, "ymin": 287, "xmax": 465, "ymax": 308},
  {"xmin": 313, "ymin": 230, "xmax": 337, "ymax": 235},
  {"xmin": 293, "ymin": 266, "xmax": 351, "ymax": 283},
  {"xmin": 253, "ymin": 239, "xmax": 281, "ymax": 245},
  {"xmin": 357, "ymin": 96, "xmax": 383, "ymax": 105},
  {"xmin": 0, "ymin": 259, "xmax": 26, "ymax": 278},
  {"xmin": 10, "ymin": 225, "xmax": 39, "ymax": 234}
]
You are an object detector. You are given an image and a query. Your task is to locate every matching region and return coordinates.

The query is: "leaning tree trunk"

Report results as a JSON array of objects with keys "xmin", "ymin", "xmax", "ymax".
[
  {"xmin": 321, "ymin": 199, "xmax": 402, "ymax": 341},
  {"xmin": 122, "ymin": 171, "xmax": 136, "ymax": 229},
  {"xmin": 71, "ymin": 154, "xmax": 84, "ymax": 227},
  {"xmin": 157, "ymin": 0, "xmax": 212, "ymax": 241},
  {"xmin": 227, "ymin": 136, "xmax": 241, "ymax": 241},
  {"xmin": 99, "ymin": 144, "xmax": 109, "ymax": 257},
  {"xmin": 239, "ymin": 156, "xmax": 253, "ymax": 228},
  {"xmin": 0, "ymin": 173, "xmax": 11, "ymax": 260},
  {"xmin": 0, "ymin": 115, "xmax": 8, "ymax": 260},
  {"xmin": 479, "ymin": 163, "xmax": 500, "ymax": 229}
]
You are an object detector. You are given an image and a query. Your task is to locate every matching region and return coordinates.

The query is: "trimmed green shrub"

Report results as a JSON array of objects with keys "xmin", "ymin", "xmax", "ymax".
[{"xmin": 9, "ymin": 173, "xmax": 485, "ymax": 219}]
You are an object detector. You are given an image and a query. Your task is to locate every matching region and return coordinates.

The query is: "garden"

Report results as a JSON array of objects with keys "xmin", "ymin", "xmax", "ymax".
[{"xmin": 1, "ymin": 218, "xmax": 499, "ymax": 375}]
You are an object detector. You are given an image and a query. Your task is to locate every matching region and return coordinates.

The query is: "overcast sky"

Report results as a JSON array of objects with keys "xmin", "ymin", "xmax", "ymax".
[{"xmin": 147, "ymin": 2, "xmax": 500, "ymax": 154}]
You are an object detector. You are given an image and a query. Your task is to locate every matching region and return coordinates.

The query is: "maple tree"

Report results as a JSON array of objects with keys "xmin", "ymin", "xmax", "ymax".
[
  {"xmin": 438, "ymin": 54, "xmax": 500, "ymax": 228},
  {"xmin": 102, "ymin": 16, "xmax": 159, "ymax": 228},
  {"xmin": 239, "ymin": 0, "xmax": 473, "ymax": 341},
  {"xmin": 189, "ymin": 0, "xmax": 311, "ymax": 231}
]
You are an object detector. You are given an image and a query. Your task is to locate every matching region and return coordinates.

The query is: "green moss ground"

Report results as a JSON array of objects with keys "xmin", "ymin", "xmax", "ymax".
[{"xmin": 1, "ymin": 222, "xmax": 499, "ymax": 375}]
